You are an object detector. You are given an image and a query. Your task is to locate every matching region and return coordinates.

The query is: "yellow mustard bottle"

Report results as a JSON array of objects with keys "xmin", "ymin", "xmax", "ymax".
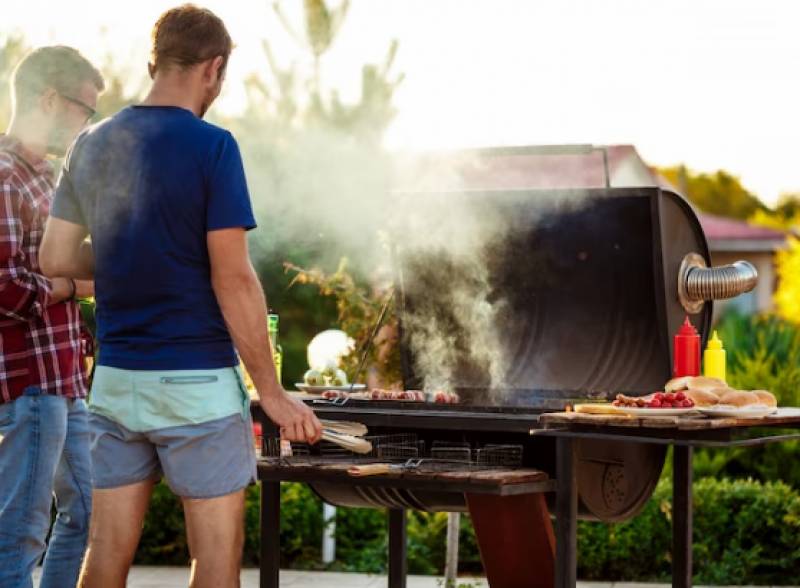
[{"xmin": 703, "ymin": 330, "xmax": 726, "ymax": 383}]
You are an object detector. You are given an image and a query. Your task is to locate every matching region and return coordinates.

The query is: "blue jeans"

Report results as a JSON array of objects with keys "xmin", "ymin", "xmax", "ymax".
[{"xmin": 0, "ymin": 389, "xmax": 92, "ymax": 588}]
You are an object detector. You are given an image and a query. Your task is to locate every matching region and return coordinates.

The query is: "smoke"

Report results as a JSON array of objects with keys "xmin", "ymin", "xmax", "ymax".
[
  {"xmin": 386, "ymin": 153, "xmax": 514, "ymax": 394},
  {"xmin": 238, "ymin": 127, "xmax": 590, "ymax": 398},
  {"xmin": 238, "ymin": 126, "xmax": 394, "ymax": 276}
]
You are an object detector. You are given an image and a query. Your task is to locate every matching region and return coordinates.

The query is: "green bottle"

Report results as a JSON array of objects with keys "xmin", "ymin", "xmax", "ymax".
[{"xmin": 267, "ymin": 311, "xmax": 283, "ymax": 384}]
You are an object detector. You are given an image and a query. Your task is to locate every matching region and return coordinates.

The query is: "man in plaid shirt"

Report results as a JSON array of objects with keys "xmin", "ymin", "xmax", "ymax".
[{"xmin": 0, "ymin": 47, "xmax": 103, "ymax": 588}]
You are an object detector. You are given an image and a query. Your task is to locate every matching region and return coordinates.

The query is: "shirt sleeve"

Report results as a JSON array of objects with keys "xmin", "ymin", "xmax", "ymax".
[
  {"xmin": 206, "ymin": 132, "xmax": 257, "ymax": 232},
  {"xmin": 51, "ymin": 140, "xmax": 87, "ymax": 227},
  {"xmin": 0, "ymin": 180, "xmax": 52, "ymax": 321}
]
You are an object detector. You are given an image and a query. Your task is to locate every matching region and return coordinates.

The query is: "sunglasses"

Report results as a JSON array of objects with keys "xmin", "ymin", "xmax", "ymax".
[{"xmin": 58, "ymin": 92, "xmax": 97, "ymax": 123}]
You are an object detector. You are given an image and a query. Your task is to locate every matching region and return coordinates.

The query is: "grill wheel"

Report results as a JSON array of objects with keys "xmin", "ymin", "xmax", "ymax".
[
  {"xmin": 575, "ymin": 439, "xmax": 666, "ymax": 522},
  {"xmin": 601, "ymin": 464, "xmax": 628, "ymax": 512}
]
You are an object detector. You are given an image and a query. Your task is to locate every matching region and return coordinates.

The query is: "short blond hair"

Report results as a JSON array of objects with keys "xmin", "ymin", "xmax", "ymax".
[{"xmin": 12, "ymin": 46, "xmax": 104, "ymax": 113}]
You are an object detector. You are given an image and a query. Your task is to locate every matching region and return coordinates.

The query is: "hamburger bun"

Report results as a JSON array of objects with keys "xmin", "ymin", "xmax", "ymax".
[
  {"xmin": 574, "ymin": 403, "xmax": 625, "ymax": 415},
  {"xmin": 665, "ymin": 376, "xmax": 692, "ymax": 392},
  {"xmin": 684, "ymin": 388, "xmax": 719, "ymax": 407},
  {"xmin": 718, "ymin": 390, "xmax": 760, "ymax": 407},
  {"xmin": 751, "ymin": 390, "xmax": 777, "ymax": 407},
  {"xmin": 666, "ymin": 376, "xmax": 727, "ymax": 394},
  {"xmin": 709, "ymin": 387, "xmax": 735, "ymax": 398}
]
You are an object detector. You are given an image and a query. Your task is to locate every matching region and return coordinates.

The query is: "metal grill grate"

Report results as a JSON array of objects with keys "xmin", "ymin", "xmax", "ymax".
[
  {"xmin": 430, "ymin": 441, "xmax": 472, "ymax": 463},
  {"xmin": 262, "ymin": 434, "xmax": 523, "ymax": 468},
  {"xmin": 475, "ymin": 444, "xmax": 523, "ymax": 467},
  {"xmin": 369, "ymin": 433, "xmax": 424, "ymax": 459}
]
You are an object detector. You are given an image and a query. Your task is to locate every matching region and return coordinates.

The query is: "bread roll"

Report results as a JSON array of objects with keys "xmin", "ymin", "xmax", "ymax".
[
  {"xmin": 709, "ymin": 387, "xmax": 735, "ymax": 398},
  {"xmin": 666, "ymin": 376, "xmax": 727, "ymax": 393},
  {"xmin": 718, "ymin": 390, "xmax": 760, "ymax": 407},
  {"xmin": 574, "ymin": 403, "xmax": 624, "ymax": 415},
  {"xmin": 684, "ymin": 388, "xmax": 719, "ymax": 407},
  {"xmin": 665, "ymin": 376, "xmax": 693, "ymax": 392},
  {"xmin": 751, "ymin": 390, "xmax": 777, "ymax": 407}
]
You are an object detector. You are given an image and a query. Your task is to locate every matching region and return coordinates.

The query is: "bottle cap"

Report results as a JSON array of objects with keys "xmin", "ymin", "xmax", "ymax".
[
  {"xmin": 707, "ymin": 330, "xmax": 724, "ymax": 350},
  {"xmin": 678, "ymin": 316, "xmax": 698, "ymax": 336}
]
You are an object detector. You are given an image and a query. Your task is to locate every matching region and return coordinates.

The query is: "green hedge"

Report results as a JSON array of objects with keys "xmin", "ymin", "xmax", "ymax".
[
  {"xmin": 578, "ymin": 477, "xmax": 800, "ymax": 583},
  {"xmin": 135, "ymin": 476, "xmax": 800, "ymax": 584}
]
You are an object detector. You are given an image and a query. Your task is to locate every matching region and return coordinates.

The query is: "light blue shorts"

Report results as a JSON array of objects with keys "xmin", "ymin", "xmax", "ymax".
[
  {"xmin": 88, "ymin": 366, "xmax": 256, "ymax": 498},
  {"xmin": 90, "ymin": 411, "xmax": 257, "ymax": 498}
]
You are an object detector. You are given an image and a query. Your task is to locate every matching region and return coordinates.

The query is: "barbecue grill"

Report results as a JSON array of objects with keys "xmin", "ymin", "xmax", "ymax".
[
  {"xmin": 255, "ymin": 149, "xmax": 770, "ymax": 588},
  {"xmin": 279, "ymin": 186, "xmax": 753, "ymax": 516}
]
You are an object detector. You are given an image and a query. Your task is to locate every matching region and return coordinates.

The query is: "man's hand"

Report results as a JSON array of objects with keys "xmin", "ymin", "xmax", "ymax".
[
  {"xmin": 49, "ymin": 278, "xmax": 94, "ymax": 304},
  {"xmin": 49, "ymin": 277, "xmax": 74, "ymax": 304},
  {"xmin": 259, "ymin": 389, "xmax": 323, "ymax": 444},
  {"xmin": 75, "ymin": 280, "xmax": 94, "ymax": 298}
]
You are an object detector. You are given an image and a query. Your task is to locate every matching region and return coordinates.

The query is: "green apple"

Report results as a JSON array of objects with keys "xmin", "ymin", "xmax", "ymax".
[{"xmin": 303, "ymin": 369, "xmax": 324, "ymax": 386}]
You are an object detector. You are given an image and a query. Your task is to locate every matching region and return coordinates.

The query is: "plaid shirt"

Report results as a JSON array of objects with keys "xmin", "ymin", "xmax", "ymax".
[{"xmin": 0, "ymin": 135, "xmax": 87, "ymax": 403}]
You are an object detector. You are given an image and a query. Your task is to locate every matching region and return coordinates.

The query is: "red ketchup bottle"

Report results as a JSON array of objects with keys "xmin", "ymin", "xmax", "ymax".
[{"xmin": 673, "ymin": 316, "xmax": 701, "ymax": 377}]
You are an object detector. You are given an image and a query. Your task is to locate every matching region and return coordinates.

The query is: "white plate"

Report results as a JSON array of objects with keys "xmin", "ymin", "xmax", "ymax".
[
  {"xmin": 617, "ymin": 406, "xmax": 698, "ymax": 417},
  {"xmin": 295, "ymin": 383, "xmax": 367, "ymax": 393},
  {"xmin": 698, "ymin": 405, "xmax": 777, "ymax": 419}
]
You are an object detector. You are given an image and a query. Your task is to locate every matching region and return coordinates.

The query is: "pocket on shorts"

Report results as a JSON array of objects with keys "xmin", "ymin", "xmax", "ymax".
[{"xmin": 149, "ymin": 370, "xmax": 244, "ymax": 427}]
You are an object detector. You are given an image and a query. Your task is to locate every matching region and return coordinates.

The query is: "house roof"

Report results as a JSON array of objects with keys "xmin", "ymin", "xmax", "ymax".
[
  {"xmin": 700, "ymin": 214, "xmax": 785, "ymax": 241},
  {"xmin": 395, "ymin": 144, "xmax": 644, "ymax": 191},
  {"xmin": 699, "ymin": 213, "xmax": 787, "ymax": 253}
]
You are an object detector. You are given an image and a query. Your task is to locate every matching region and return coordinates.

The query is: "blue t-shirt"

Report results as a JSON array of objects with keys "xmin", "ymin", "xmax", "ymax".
[{"xmin": 52, "ymin": 105, "xmax": 256, "ymax": 370}]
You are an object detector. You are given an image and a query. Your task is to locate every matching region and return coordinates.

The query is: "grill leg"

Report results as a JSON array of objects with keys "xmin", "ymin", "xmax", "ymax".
[
  {"xmin": 260, "ymin": 481, "xmax": 281, "ymax": 588},
  {"xmin": 466, "ymin": 493, "xmax": 555, "ymax": 588},
  {"xmin": 673, "ymin": 445, "xmax": 693, "ymax": 588},
  {"xmin": 555, "ymin": 437, "xmax": 577, "ymax": 588},
  {"xmin": 388, "ymin": 508, "xmax": 407, "ymax": 588}
]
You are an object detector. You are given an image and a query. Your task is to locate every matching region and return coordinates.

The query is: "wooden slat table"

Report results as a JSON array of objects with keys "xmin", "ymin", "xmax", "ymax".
[
  {"xmin": 535, "ymin": 407, "xmax": 800, "ymax": 588},
  {"xmin": 539, "ymin": 407, "xmax": 800, "ymax": 430}
]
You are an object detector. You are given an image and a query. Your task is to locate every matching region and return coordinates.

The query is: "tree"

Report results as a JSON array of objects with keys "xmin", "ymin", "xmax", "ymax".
[
  {"xmin": 0, "ymin": 36, "xmax": 30, "ymax": 130},
  {"xmin": 220, "ymin": 0, "xmax": 403, "ymax": 386},
  {"xmin": 750, "ymin": 197, "xmax": 800, "ymax": 325},
  {"xmin": 774, "ymin": 194, "xmax": 800, "ymax": 228},
  {"xmin": 774, "ymin": 237, "xmax": 800, "ymax": 324},
  {"xmin": 659, "ymin": 165, "xmax": 768, "ymax": 220}
]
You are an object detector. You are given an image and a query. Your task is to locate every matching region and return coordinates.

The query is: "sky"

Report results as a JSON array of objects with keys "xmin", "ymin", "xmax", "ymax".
[{"xmin": 5, "ymin": 0, "xmax": 800, "ymax": 206}]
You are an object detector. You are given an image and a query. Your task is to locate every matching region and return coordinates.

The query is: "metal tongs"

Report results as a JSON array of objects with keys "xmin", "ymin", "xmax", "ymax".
[{"xmin": 319, "ymin": 419, "xmax": 372, "ymax": 454}]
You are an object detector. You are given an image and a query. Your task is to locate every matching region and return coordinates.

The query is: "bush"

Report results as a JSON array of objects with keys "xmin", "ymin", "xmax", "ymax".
[
  {"xmin": 577, "ymin": 477, "xmax": 800, "ymax": 584},
  {"xmin": 696, "ymin": 311, "xmax": 800, "ymax": 487},
  {"xmin": 136, "ymin": 477, "xmax": 800, "ymax": 584}
]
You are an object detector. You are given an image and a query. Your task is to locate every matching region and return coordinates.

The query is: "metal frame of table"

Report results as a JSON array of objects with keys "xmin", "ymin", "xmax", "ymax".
[{"xmin": 541, "ymin": 420, "xmax": 800, "ymax": 588}]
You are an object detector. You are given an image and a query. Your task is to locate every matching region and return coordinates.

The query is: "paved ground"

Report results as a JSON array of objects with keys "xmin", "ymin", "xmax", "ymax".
[{"xmin": 31, "ymin": 567, "xmax": 800, "ymax": 587}]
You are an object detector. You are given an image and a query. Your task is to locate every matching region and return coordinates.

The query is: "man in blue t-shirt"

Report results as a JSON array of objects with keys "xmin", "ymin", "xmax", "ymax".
[{"xmin": 40, "ymin": 6, "xmax": 322, "ymax": 587}]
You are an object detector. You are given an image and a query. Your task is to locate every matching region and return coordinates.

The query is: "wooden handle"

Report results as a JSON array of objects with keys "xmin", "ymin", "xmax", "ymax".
[
  {"xmin": 320, "ymin": 419, "xmax": 368, "ymax": 437},
  {"xmin": 348, "ymin": 463, "xmax": 393, "ymax": 477},
  {"xmin": 321, "ymin": 431, "xmax": 373, "ymax": 454}
]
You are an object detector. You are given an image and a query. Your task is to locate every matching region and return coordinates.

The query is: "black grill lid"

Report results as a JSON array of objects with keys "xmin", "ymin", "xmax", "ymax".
[{"xmin": 395, "ymin": 187, "xmax": 712, "ymax": 405}]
